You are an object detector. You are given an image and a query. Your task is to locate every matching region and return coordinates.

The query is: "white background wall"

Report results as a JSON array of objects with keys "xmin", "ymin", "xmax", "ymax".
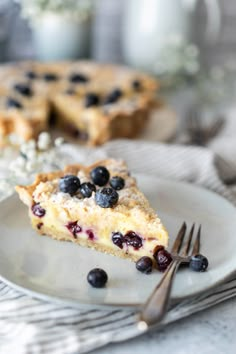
[{"xmin": 5, "ymin": 0, "xmax": 236, "ymax": 69}]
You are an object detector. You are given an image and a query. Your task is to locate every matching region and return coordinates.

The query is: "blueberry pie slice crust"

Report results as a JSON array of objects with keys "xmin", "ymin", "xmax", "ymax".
[{"xmin": 15, "ymin": 159, "xmax": 168, "ymax": 261}]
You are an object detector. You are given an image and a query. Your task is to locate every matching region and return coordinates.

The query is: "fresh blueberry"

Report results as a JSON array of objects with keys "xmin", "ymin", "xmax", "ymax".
[
  {"xmin": 66, "ymin": 221, "xmax": 82, "ymax": 238},
  {"xmin": 95, "ymin": 187, "xmax": 119, "ymax": 208},
  {"xmin": 43, "ymin": 73, "xmax": 59, "ymax": 81},
  {"xmin": 31, "ymin": 203, "xmax": 46, "ymax": 217},
  {"xmin": 90, "ymin": 166, "xmax": 110, "ymax": 186},
  {"xmin": 59, "ymin": 175, "xmax": 80, "ymax": 196},
  {"xmin": 25, "ymin": 71, "xmax": 38, "ymax": 80},
  {"xmin": 69, "ymin": 73, "xmax": 89, "ymax": 83},
  {"xmin": 84, "ymin": 93, "xmax": 100, "ymax": 107},
  {"xmin": 79, "ymin": 182, "xmax": 96, "ymax": 198},
  {"xmin": 112, "ymin": 232, "xmax": 124, "ymax": 249},
  {"xmin": 104, "ymin": 88, "xmax": 122, "ymax": 104},
  {"xmin": 136, "ymin": 256, "xmax": 153, "ymax": 274},
  {"xmin": 189, "ymin": 254, "xmax": 208, "ymax": 272},
  {"xmin": 124, "ymin": 231, "xmax": 143, "ymax": 250},
  {"xmin": 13, "ymin": 83, "xmax": 33, "ymax": 97},
  {"xmin": 109, "ymin": 176, "xmax": 125, "ymax": 190},
  {"xmin": 132, "ymin": 80, "xmax": 142, "ymax": 90},
  {"xmin": 6, "ymin": 97, "xmax": 23, "ymax": 109},
  {"xmin": 154, "ymin": 248, "xmax": 172, "ymax": 272},
  {"xmin": 87, "ymin": 268, "xmax": 108, "ymax": 288}
]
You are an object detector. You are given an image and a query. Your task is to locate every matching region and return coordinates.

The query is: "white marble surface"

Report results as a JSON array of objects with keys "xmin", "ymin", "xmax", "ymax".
[{"xmin": 92, "ymin": 297, "xmax": 236, "ymax": 354}]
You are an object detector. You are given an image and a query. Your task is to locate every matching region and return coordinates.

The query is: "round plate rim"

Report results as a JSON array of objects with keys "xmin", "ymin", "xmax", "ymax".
[{"xmin": 0, "ymin": 176, "xmax": 236, "ymax": 309}]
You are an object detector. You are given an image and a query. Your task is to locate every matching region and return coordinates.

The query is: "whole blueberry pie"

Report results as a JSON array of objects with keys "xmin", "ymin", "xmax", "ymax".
[{"xmin": 15, "ymin": 159, "xmax": 168, "ymax": 262}]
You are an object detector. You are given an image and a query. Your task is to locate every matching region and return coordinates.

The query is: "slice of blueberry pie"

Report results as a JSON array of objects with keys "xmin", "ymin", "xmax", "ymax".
[{"xmin": 15, "ymin": 159, "xmax": 168, "ymax": 261}]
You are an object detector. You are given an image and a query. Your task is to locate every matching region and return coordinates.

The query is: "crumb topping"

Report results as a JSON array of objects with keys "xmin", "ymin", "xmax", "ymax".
[{"xmin": 32, "ymin": 159, "xmax": 160, "ymax": 225}]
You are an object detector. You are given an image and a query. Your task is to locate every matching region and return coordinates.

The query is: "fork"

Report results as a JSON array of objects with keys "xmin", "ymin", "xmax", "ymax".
[
  {"xmin": 187, "ymin": 105, "xmax": 225, "ymax": 146},
  {"xmin": 138, "ymin": 222, "xmax": 201, "ymax": 328}
]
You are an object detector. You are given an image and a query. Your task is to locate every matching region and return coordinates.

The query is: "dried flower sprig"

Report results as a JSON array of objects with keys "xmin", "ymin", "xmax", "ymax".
[
  {"xmin": 153, "ymin": 34, "xmax": 200, "ymax": 90},
  {"xmin": 0, "ymin": 132, "xmax": 66, "ymax": 201},
  {"xmin": 15, "ymin": 0, "xmax": 93, "ymax": 22}
]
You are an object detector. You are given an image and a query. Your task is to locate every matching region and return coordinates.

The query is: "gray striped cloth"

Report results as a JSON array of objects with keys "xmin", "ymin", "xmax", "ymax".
[{"xmin": 1, "ymin": 138, "xmax": 236, "ymax": 354}]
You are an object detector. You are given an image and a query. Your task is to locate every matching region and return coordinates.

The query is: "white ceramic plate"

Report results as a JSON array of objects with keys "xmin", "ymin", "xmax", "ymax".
[{"xmin": 0, "ymin": 175, "xmax": 236, "ymax": 309}]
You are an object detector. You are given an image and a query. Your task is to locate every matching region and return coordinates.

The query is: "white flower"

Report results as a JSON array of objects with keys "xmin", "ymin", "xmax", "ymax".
[
  {"xmin": 15, "ymin": 0, "xmax": 93, "ymax": 22},
  {"xmin": 54, "ymin": 137, "xmax": 64, "ymax": 147},
  {"xmin": 0, "ymin": 132, "xmax": 69, "ymax": 199},
  {"xmin": 168, "ymin": 33, "xmax": 184, "ymax": 47},
  {"xmin": 9, "ymin": 156, "xmax": 26, "ymax": 171},
  {"xmin": 37, "ymin": 132, "xmax": 51, "ymax": 150},
  {"xmin": 0, "ymin": 179, "xmax": 13, "ymax": 199},
  {"xmin": 26, "ymin": 149, "xmax": 37, "ymax": 160},
  {"xmin": 185, "ymin": 61, "xmax": 200, "ymax": 75},
  {"xmin": 8, "ymin": 133, "xmax": 24, "ymax": 146},
  {"xmin": 185, "ymin": 44, "xmax": 199, "ymax": 58},
  {"xmin": 25, "ymin": 160, "xmax": 39, "ymax": 172},
  {"xmin": 20, "ymin": 140, "xmax": 36, "ymax": 154}
]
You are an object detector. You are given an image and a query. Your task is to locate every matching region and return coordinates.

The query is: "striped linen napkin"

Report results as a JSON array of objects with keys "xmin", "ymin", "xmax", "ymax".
[{"xmin": 1, "ymin": 134, "xmax": 236, "ymax": 353}]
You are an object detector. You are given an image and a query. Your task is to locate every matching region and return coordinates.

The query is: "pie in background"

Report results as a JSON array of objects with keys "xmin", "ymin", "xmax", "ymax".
[{"xmin": 0, "ymin": 61, "xmax": 159, "ymax": 146}]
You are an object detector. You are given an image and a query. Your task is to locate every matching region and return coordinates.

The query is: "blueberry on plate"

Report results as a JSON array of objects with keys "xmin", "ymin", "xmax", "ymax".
[
  {"xmin": 6, "ymin": 97, "xmax": 23, "ymax": 109},
  {"xmin": 189, "ymin": 254, "xmax": 208, "ymax": 272},
  {"xmin": 84, "ymin": 93, "xmax": 100, "ymax": 107},
  {"xmin": 69, "ymin": 72, "xmax": 89, "ymax": 83},
  {"xmin": 13, "ymin": 83, "xmax": 33, "ymax": 97},
  {"xmin": 154, "ymin": 248, "xmax": 172, "ymax": 272},
  {"xmin": 104, "ymin": 88, "xmax": 122, "ymax": 105},
  {"xmin": 59, "ymin": 175, "xmax": 80, "ymax": 196},
  {"xmin": 79, "ymin": 182, "xmax": 96, "ymax": 198},
  {"xmin": 90, "ymin": 166, "xmax": 110, "ymax": 186},
  {"xmin": 109, "ymin": 176, "xmax": 125, "ymax": 190},
  {"xmin": 136, "ymin": 256, "xmax": 153, "ymax": 274},
  {"xmin": 95, "ymin": 187, "xmax": 119, "ymax": 208},
  {"xmin": 87, "ymin": 268, "xmax": 108, "ymax": 288}
]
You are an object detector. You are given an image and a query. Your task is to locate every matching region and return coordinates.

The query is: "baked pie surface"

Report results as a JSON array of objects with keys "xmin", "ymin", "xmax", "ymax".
[
  {"xmin": 0, "ymin": 61, "xmax": 158, "ymax": 146},
  {"xmin": 15, "ymin": 159, "xmax": 168, "ymax": 262}
]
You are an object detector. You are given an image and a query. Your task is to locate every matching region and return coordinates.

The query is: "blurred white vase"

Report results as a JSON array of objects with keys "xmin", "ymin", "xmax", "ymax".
[
  {"xmin": 31, "ymin": 13, "xmax": 91, "ymax": 61},
  {"xmin": 122, "ymin": 0, "xmax": 221, "ymax": 72}
]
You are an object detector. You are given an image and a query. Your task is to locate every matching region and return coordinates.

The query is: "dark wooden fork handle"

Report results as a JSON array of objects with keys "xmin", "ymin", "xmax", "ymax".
[{"xmin": 139, "ymin": 259, "xmax": 180, "ymax": 327}]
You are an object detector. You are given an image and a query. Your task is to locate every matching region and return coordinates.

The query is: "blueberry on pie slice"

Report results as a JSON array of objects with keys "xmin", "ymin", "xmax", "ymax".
[{"xmin": 15, "ymin": 159, "xmax": 168, "ymax": 261}]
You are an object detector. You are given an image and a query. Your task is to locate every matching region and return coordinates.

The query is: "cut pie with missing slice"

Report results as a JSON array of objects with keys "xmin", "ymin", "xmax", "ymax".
[
  {"xmin": 0, "ymin": 61, "xmax": 158, "ymax": 146},
  {"xmin": 15, "ymin": 159, "xmax": 168, "ymax": 262}
]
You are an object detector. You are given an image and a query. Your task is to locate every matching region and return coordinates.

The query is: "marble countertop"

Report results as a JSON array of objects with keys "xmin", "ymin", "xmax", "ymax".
[{"xmin": 92, "ymin": 297, "xmax": 236, "ymax": 354}]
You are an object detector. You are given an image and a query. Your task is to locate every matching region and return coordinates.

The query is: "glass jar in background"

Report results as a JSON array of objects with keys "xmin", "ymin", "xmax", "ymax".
[{"xmin": 122, "ymin": 0, "xmax": 221, "ymax": 74}]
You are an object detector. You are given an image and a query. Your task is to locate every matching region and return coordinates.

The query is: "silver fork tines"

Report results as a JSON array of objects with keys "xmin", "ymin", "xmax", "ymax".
[{"xmin": 138, "ymin": 222, "xmax": 201, "ymax": 329}]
